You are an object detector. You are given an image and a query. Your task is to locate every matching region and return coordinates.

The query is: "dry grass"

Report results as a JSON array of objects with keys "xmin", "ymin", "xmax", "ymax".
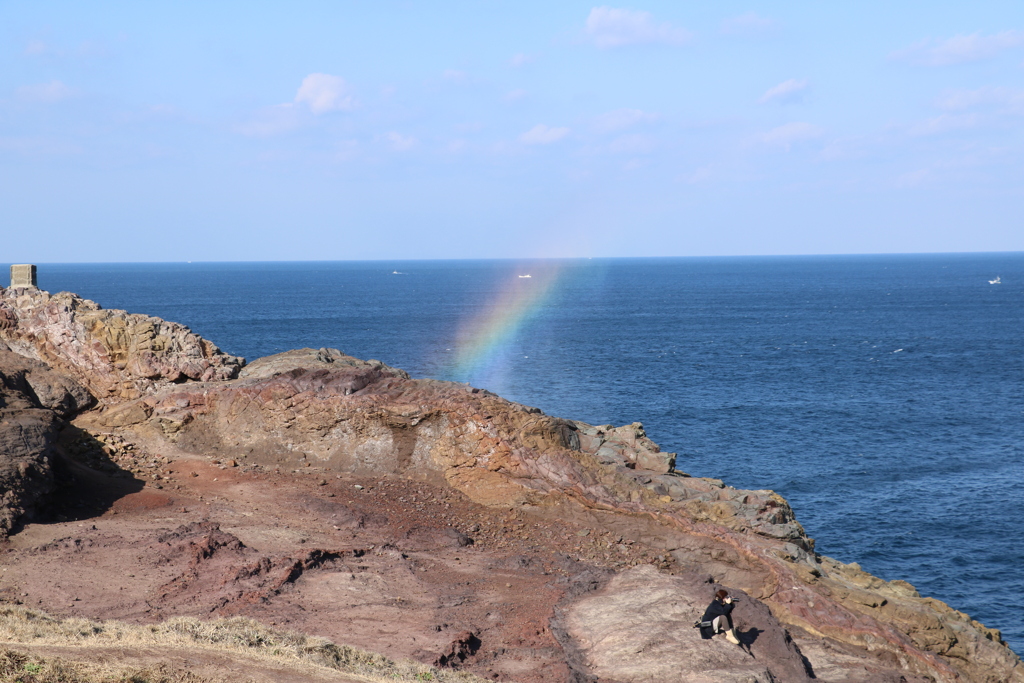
[
  {"xmin": 0, "ymin": 606, "xmax": 489, "ymax": 683},
  {"xmin": 0, "ymin": 648, "xmax": 206, "ymax": 682}
]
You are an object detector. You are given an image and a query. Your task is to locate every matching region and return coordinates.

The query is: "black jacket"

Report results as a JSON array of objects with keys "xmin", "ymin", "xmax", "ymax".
[{"xmin": 699, "ymin": 598, "xmax": 735, "ymax": 639}]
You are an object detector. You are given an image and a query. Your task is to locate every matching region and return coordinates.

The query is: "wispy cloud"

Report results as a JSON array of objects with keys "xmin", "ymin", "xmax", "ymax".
[
  {"xmin": 758, "ymin": 78, "xmax": 809, "ymax": 104},
  {"xmin": 503, "ymin": 89, "xmax": 528, "ymax": 103},
  {"xmin": 608, "ymin": 134, "xmax": 655, "ymax": 154},
  {"xmin": 722, "ymin": 11, "xmax": 777, "ymax": 35},
  {"xmin": 16, "ymin": 80, "xmax": 74, "ymax": 103},
  {"xmin": 892, "ymin": 31, "xmax": 1024, "ymax": 66},
  {"xmin": 592, "ymin": 108, "xmax": 660, "ymax": 133},
  {"xmin": 509, "ymin": 53, "xmax": 534, "ymax": 67},
  {"xmin": 584, "ymin": 7, "xmax": 692, "ymax": 49},
  {"xmin": 934, "ymin": 86, "xmax": 1024, "ymax": 114},
  {"xmin": 0, "ymin": 136, "xmax": 82, "ymax": 155},
  {"xmin": 386, "ymin": 132, "xmax": 417, "ymax": 151},
  {"xmin": 680, "ymin": 165, "xmax": 713, "ymax": 184},
  {"xmin": 908, "ymin": 113, "xmax": 978, "ymax": 136},
  {"xmin": 761, "ymin": 122, "xmax": 824, "ymax": 150},
  {"xmin": 294, "ymin": 73, "xmax": 353, "ymax": 114},
  {"xmin": 520, "ymin": 124, "xmax": 570, "ymax": 144},
  {"xmin": 443, "ymin": 69, "xmax": 469, "ymax": 83},
  {"xmin": 23, "ymin": 39, "xmax": 107, "ymax": 59},
  {"xmin": 237, "ymin": 104, "xmax": 301, "ymax": 137}
]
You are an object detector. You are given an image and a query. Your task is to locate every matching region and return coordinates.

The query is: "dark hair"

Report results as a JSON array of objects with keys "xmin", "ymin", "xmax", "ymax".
[{"xmin": 715, "ymin": 589, "xmax": 729, "ymax": 601}]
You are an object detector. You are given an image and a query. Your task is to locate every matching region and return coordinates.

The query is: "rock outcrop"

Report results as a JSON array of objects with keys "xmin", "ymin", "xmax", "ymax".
[
  {"xmin": 0, "ymin": 286, "xmax": 244, "ymax": 403},
  {"xmin": 83, "ymin": 346, "xmax": 1022, "ymax": 683},
  {"xmin": 1, "ymin": 287, "xmax": 1021, "ymax": 683},
  {"xmin": 0, "ymin": 344, "xmax": 93, "ymax": 535}
]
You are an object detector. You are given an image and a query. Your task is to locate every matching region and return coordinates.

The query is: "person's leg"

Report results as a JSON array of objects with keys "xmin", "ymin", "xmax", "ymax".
[
  {"xmin": 723, "ymin": 615, "xmax": 740, "ymax": 644},
  {"xmin": 713, "ymin": 616, "xmax": 740, "ymax": 644}
]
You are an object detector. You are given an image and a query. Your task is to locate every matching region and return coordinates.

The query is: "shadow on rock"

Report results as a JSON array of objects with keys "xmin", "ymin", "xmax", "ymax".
[
  {"xmin": 740, "ymin": 626, "xmax": 762, "ymax": 648},
  {"xmin": 47, "ymin": 425, "xmax": 145, "ymax": 524}
]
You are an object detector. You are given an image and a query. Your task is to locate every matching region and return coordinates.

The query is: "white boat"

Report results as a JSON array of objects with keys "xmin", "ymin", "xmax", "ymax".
[
  {"xmin": 518, "ymin": 274, "xmax": 531, "ymax": 278},
  {"xmin": 989, "ymin": 276, "xmax": 1001, "ymax": 284}
]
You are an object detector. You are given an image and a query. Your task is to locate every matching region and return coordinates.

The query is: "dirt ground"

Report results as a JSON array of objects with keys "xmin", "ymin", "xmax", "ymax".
[{"xmin": 0, "ymin": 426, "xmax": 665, "ymax": 682}]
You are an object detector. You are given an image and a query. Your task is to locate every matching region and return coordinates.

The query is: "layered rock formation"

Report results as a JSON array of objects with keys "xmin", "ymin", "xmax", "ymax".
[
  {"xmin": 1, "ymin": 286, "xmax": 1021, "ymax": 683},
  {"xmin": 0, "ymin": 344, "xmax": 92, "ymax": 535},
  {"xmin": 0, "ymin": 286, "xmax": 243, "ymax": 402}
]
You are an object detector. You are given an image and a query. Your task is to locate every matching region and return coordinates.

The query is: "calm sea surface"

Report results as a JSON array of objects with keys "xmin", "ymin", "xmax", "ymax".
[{"xmin": 19, "ymin": 254, "xmax": 1024, "ymax": 652}]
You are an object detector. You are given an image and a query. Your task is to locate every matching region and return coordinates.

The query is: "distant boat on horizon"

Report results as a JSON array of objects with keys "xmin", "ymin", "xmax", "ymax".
[
  {"xmin": 518, "ymin": 274, "xmax": 531, "ymax": 278},
  {"xmin": 989, "ymin": 276, "xmax": 1001, "ymax": 284}
]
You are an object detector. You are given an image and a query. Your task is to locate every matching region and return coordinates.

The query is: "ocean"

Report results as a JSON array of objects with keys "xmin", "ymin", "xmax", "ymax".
[{"xmin": 19, "ymin": 254, "xmax": 1024, "ymax": 652}]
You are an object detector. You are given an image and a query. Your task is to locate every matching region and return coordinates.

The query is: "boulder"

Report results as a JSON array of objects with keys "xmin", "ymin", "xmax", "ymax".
[{"xmin": 0, "ymin": 347, "xmax": 75, "ymax": 535}]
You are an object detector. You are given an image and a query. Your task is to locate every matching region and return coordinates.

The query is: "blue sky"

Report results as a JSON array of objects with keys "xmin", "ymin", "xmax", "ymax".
[{"xmin": 2, "ymin": 1, "xmax": 1023, "ymax": 261}]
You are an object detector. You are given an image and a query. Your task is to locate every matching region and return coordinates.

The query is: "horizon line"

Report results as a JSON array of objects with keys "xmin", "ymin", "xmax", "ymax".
[{"xmin": 3, "ymin": 250, "xmax": 1023, "ymax": 266}]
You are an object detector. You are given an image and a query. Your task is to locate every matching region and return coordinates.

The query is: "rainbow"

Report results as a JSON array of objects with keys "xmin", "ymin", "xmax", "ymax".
[{"xmin": 451, "ymin": 265, "xmax": 562, "ymax": 381}]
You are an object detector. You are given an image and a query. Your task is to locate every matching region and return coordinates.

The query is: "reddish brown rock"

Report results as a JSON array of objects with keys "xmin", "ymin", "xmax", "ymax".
[
  {"xmin": 0, "ymin": 288, "xmax": 1020, "ymax": 683},
  {"xmin": 84, "ymin": 352, "xmax": 1018, "ymax": 683}
]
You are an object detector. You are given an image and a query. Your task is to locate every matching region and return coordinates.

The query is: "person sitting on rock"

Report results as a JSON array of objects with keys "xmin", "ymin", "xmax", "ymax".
[{"xmin": 699, "ymin": 589, "xmax": 741, "ymax": 644}]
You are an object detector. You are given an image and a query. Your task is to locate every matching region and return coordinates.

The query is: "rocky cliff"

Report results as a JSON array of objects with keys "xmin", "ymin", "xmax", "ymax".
[
  {"xmin": 0, "ymin": 342, "xmax": 95, "ymax": 536},
  {"xmin": 0, "ymin": 286, "xmax": 243, "ymax": 402},
  {"xmin": 0, "ymin": 286, "xmax": 1020, "ymax": 683}
]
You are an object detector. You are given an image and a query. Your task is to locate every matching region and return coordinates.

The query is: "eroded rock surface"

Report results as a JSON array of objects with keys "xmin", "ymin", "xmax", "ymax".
[
  {"xmin": 0, "ymin": 288, "xmax": 1021, "ymax": 683},
  {"xmin": 0, "ymin": 286, "xmax": 244, "ymax": 402},
  {"xmin": 0, "ymin": 344, "xmax": 91, "ymax": 535},
  {"xmin": 559, "ymin": 565, "xmax": 814, "ymax": 683}
]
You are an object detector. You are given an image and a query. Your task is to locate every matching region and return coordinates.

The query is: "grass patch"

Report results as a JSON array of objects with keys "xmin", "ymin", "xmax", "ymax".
[{"xmin": 0, "ymin": 606, "xmax": 489, "ymax": 683}]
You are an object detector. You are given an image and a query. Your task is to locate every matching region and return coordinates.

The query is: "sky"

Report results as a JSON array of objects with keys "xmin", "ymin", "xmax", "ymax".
[{"xmin": 2, "ymin": 1, "xmax": 1023, "ymax": 261}]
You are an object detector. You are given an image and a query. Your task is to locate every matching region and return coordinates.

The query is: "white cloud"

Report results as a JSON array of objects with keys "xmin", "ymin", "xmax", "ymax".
[
  {"xmin": 445, "ymin": 139, "xmax": 468, "ymax": 154},
  {"xmin": 934, "ymin": 86, "xmax": 1024, "ymax": 114},
  {"xmin": 819, "ymin": 136, "xmax": 872, "ymax": 162},
  {"xmin": 680, "ymin": 165, "xmax": 713, "ymax": 184},
  {"xmin": 592, "ymin": 108, "xmax": 660, "ymax": 133},
  {"xmin": 294, "ymin": 73, "xmax": 353, "ymax": 114},
  {"xmin": 16, "ymin": 80, "xmax": 74, "ymax": 103},
  {"xmin": 761, "ymin": 122, "xmax": 824, "ymax": 150},
  {"xmin": 237, "ymin": 104, "xmax": 301, "ymax": 137},
  {"xmin": 758, "ymin": 78, "xmax": 809, "ymax": 104},
  {"xmin": 908, "ymin": 113, "xmax": 978, "ymax": 136},
  {"xmin": 509, "ymin": 53, "xmax": 533, "ymax": 67},
  {"xmin": 443, "ymin": 69, "xmax": 468, "ymax": 83},
  {"xmin": 386, "ymin": 131, "xmax": 416, "ymax": 151},
  {"xmin": 722, "ymin": 11, "xmax": 777, "ymax": 35},
  {"xmin": 504, "ymin": 89, "xmax": 528, "ymax": 102},
  {"xmin": 608, "ymin": 134, "xmax": 655, "ymax": 154},
  {"xmin": 584, "ymin": 7, "xmax": 692, "ymax": 48},
  {"xmin": 892, "ymin": 31, "xmax": 1024, "ymax": 66},
  {"xmin": 520, "ymin": 124, "xmax": 570, "ymax": 144}
]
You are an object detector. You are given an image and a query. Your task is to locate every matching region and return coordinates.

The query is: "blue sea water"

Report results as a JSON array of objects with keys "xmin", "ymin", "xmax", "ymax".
[{"xmin": 15, "ymin": 254, "xmax": 1024, "ymax": 653}]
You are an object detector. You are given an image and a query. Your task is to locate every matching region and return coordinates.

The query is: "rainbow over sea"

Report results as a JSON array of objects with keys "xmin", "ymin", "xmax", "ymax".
[{"xmin": 450, "ymin": 265, "xmax": 562, "ymax": 381}]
